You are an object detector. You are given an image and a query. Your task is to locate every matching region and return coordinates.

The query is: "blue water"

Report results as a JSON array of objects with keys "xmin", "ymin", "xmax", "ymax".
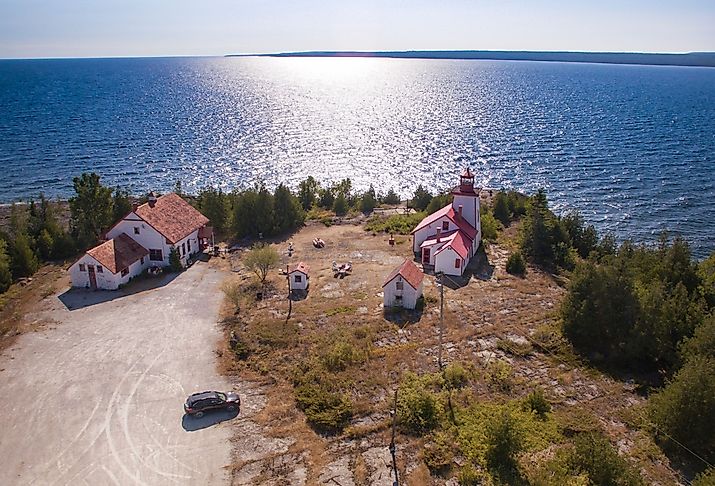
[{"xmin": 0, "ymin": 57, "xmax": 713, "ymax": 256}]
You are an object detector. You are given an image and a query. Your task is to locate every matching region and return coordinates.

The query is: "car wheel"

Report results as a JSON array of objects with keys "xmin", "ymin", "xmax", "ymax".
[
  {"xmin": 194, "ymin": 411, "xmax": 204, "ymax": 418},
  {"xmin": 227, "ymin": 405, "xmax": 237, "ymax": 412}
]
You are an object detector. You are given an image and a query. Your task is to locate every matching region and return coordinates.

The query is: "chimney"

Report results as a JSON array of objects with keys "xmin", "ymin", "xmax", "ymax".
[
  {"xmin": 458, "ymin": 205, "xmax": 463, "ymax": 217},
  {"xmin": 148, "ymin": 191, "xmax": 157, "ymax": 208},
  {"xmin": 132, "ymin": 202, "xmax": 139, "ymax": 212},
  {"xmin": 436, "ymin": 228, "xmax": 441, "ymax": 243}
]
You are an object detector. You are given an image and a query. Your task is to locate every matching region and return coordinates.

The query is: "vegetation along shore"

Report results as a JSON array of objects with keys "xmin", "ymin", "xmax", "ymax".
[{"xmin": 1, "ymin": 172, "xmax": 713, "ymax": 484}]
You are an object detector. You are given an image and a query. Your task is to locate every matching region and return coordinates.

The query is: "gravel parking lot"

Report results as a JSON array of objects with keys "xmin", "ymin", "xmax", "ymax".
[{"xmin": 0, "ymin": 261, "xmax": 233, "ymax": 485}]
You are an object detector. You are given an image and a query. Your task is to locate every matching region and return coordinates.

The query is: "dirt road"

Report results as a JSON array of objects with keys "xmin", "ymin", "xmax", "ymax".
[{"xmin": 0, "ymin": 261, "xmax": 234, "ymax": 485}]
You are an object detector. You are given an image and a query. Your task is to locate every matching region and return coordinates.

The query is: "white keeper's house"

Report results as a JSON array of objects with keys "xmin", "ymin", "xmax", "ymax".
[
  {"xmin": 411, "ymin": 168, "xmax": 482, "ymax": 276},
  {"xmin": 69, "ymin": 192, "xmax": 213, "ymax": 290}
]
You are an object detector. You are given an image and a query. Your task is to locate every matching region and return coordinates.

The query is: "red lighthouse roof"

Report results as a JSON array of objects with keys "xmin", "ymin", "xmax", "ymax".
[{"xmin": 460, "ymin": 167, "xmax": 474, "ymax": 179}]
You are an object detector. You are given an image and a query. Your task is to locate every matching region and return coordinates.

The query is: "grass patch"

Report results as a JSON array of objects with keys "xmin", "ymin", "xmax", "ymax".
[
  {"xmin": 325, "ymin": 305, "xmax": 355, "ymax": 317},
  {"xmin": 497, "ymin": 338, "xmax": 534, "ymax": 357}
]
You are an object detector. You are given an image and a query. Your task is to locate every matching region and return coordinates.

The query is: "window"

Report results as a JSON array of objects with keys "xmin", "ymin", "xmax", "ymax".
[
  {"xmin": 96, "ymin": 266, "xmax": 103, "ymax": 273},
  {"xmin": 455, "ymin": 258, "xmax": 461, "ymax": 269},
  {"xmin": 140, "ymin": 257, "xmax": 145, "ymax": 265},
  {"xmin": 181, "ymin": 243, "xmax": 186, "ymax": 256},
  {"xmin": 121, "ymin": 268, "xmax": 129, "ymax": 277},
  {"xmin": 396, "ymin": 280, "xmax": 404, "ymax": 291},
  {"xmin": 187, "ymin": 239, "xmax": 191, "ymax": 252},
  {"xmin": 133, "ymin": 226, "xmax": 140, "ymax": 235},
  {"xmin": 294, "ymin": 275, "xmax": 302, "ymax": 283},
  {"xmin": 149, "ymin": 249, "xmax": 163, "ymax": 261},
  {"xmin": 442, "ymin": 221, "xmax": 449, "ymax": 231},
  {"xmin": 79, "ymin": 264, "xmax": 86, "ymax": 272}
]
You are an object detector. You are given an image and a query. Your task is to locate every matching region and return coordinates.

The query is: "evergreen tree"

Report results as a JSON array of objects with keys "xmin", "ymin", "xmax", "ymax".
[
  {"xmin": 333, "ymin": 193, "xmax": 348, "ymax": 216},
  {"xmin": 492, "ymin": 192, "xmax": 511, "ymax": 226},
  {"xmin": 255, "ymin": 185, "xmax": 274, "ymax": 236},
  {"xmin": 69, "ymin": 173, "xmax": 114, "ymax": 248},
  {"xmin": 298, "ymin": 176, "xmax": 319, "ymax": 211},
  {"xmin": 232, "ymin": 189, "xmax": 258, "ymax": 238},
  {"xmin": 273, "ymin": 183, "xmax": 305, "ymax": 234},
  {"xmin": 10, "ymin": 232, "xmax": 39, "ymax": 278},
  {"xmin": 383, "ymin": 188, "xmax": 401, "ymax": 205},
  {"xmin": 521, "ymin": 189, "xmax": 554, "ymax": 265},
  {"xmin": 318, "ymin": 188, "xmax": 334, "ymax": 210},
  {"xmin": 411, "ymin": 185, "xmax": 433, "ymax": 211},
  {"xmin": 112, "ymin": 187, "xmax": 132, "ymax": 223},
  {"xmin": 197, "ymin": 187, "xmax": 228, "ymax": 233},
  {"xmin": 360, "ymin": 185, "xmax": 377, "ymax": 213},
  {"xmin": 0, "ymin": 238, "xmax": 12, "ymax": 292}
]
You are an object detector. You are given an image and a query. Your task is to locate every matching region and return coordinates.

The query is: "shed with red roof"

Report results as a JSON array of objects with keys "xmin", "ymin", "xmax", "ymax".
[{"xmin": 383, "ymin": 259, "xmax": 424, "ymax": 309}]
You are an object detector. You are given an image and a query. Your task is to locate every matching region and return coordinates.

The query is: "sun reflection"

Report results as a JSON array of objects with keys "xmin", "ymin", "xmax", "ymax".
[{"xmin": 275, "ymin": 56, "xmax": 385, "ymax": 84}]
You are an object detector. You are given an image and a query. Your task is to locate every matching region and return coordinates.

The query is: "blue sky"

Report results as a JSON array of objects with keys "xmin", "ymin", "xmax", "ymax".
[{"xmin": 1, "ymin": 0, "xmax": 713, "ymax": 58}]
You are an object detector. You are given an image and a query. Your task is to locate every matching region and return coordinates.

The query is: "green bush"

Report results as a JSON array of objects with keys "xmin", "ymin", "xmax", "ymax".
[
  {"xmin": 481, "ymin": 211, "xmax": 500, "ymax": 241},
  {"xmin": 293, "ymin": 362, "xmax": 353, "ymax": 431},
  {"xmin": 333, "ymin": 193, "xmax": 348, "ymax": 216},
  {"xmin": 493, "ymin": 192, "xmax": 511, "ymax": 226},
  {"xmin": 168, "ymin": 247, "xmax": 183, "ymax": 272},
  {"xmin": 458, "ymin": 464, "xmax": 494, "ymax": 485},
  {"xmin": 443, "ymin": 362, "xmax": 469, "ymax": 390},
  {"xmin": 383, "ymin": 188, "xmax": 401, "ymax": 205},
  {"xmin": 487, "ymin": 360, "xmax": 514, "ymax": 393},
  {"xmin": 397, "ymin": 372, "xmax": 442, "ymax": 435},
  {"xmin": 523, "ymin": 388, "xmax": 551, "ymax": 419},
  {"xmin": 692, "ymin": 467, "xmax": 715, "ymax": 486},
  {"xmin": 648, "ymin": 356, "xmax": 715, "ymax": 463},
  {"xmin": 364, "ymin": 212, "xmax": 426, "ymax": 235},
  {"xmin": 423, "ymin": 431, "xmax": 455, "ymax": 472},
  {"xmin": 321, "ymin": 341, "xmax": 366, "ymax": 372},
  {"xmin": 568, "ymin": 432, "xmax": 644, "ymax": 486},
  {"xmin": 506, "ymin": 251, "xmax": 526, "ymax": 276},
  {"xmin": 485, "ymin": 410, "xmax": 524, "ymax": 476}
]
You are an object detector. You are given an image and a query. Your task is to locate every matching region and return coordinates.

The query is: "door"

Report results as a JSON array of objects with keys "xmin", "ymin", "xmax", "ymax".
[
  {"xmin": 422, "ymin": 248, "xmax": 430, "ymax": 264},
  {"xmin": 87, "ymin": 265, "xmax": 97, "ymax": 289}
]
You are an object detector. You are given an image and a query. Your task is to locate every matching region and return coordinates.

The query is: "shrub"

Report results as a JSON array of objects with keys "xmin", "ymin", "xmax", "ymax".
[
  {"xmin": 321, "ymin": 341, "xmax": 366, "ymax": 372},
  {"xmin": 481, "ymin": 211, "xmax": 500, "ymax": 241},
  {"xmin": 648, "ymin": 356, "xmax": 715, "ymax": 463},
  {"xmin": 364, "ymin": 212, "xmax": 425, "ymax": 235},
  {"xmin": 423, "ymin": 431, "xmax": 455, "ymax": 472},
  {"xmin": 443, "ymin": 362, "xmax": 469, "ymax": 390},
  {"xmin": 487, "ymin": 360, "xmax": 514, "ymax": 393},
  {"xmin": 244, "ymin": 244, "xmax": 279, "ymax": 283},
  {"xmin": 294, "ymin": 380, "xmax": 353, "ymax": 431},
  {"xmin": 168, "ymin": 247, "xmax": 182, "ymax": 272},
  {"xmin": 411, "ymin": 185, "xmax": 433, "ymax": 212},
  {"xmin": 568, "ymin": 432, "xmax": 644, "ymax": 486},
  {"xmin": 692, "ymin": 468, "xmax": 715, "ymax": 486},
  {"xmin": 397, "ymin": 372, "xmax": 442, "ymax": 435},
  {"xmin": 523, "ymin": 388, "xmax": 551, "ymax": 419},
  {"xmin": 485, "ymin": 410, "xmax": 524, "ymax": 476},
  {"xmin": 221, "ymin": 280, "xmax": 243, "ymax": 311},
  {"xmin": 458, "ymin": 464, "xmax": 494, "ymax": 486},
  {"xmin": 0, "ymin": 239, "xmax": 11, "ymax": 293},
  {"xmin": 497, "ymin": 338, "xmax": 533, "ymax": 357},
  {"xmin": 506, "ymin": 251, "xmax": 526, "ymax": 276}
]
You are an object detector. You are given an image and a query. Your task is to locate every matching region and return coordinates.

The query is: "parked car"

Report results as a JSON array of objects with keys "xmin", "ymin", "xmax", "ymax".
[{"xmin": 184, "ymin": 391, "xmax": 240, "ymax": 417}]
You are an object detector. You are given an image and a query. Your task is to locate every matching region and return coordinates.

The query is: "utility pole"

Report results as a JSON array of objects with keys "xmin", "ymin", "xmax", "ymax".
[
  {"xmin": 389, "ymin": 388, "xmax": 399, "ymax": 486},
  {"xmin": 437, "ymin": 272, "xmax": 444, "ymax": 371}
]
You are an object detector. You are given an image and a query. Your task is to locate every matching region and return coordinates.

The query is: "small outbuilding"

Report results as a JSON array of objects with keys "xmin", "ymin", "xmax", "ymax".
[
  {"xmin": 383, "ymin": 259, "xmax": 424, "ymax": 309},
  {"xmin": 288, "ymin": 262, "xmax": 310, "ymax": 291}
]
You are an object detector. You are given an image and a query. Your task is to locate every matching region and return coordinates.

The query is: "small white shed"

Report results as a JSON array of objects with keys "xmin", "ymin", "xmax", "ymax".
[
  {"xmin": 288, "ymin": 262, "xmax": 310, "ymax": 291},
  {"xmin": 383, "ymin": 259, "xmax": 424, "ymax": 309}
]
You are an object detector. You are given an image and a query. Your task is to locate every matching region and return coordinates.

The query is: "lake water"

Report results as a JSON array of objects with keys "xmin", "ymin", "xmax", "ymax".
[{"xmin": 0, "ymin": 57, "xmax": 713, "ymax": 256}]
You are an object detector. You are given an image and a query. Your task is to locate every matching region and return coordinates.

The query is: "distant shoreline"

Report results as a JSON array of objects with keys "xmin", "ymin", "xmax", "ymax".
[{"xmin": 227, "ymin": 50, "xmax": 715, "ymax": 68}]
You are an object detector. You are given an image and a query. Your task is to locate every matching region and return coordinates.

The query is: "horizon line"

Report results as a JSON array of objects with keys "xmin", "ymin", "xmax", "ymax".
[{"xmin": 2, "ymin": 48, "xmax": 715, "ymax": 61}]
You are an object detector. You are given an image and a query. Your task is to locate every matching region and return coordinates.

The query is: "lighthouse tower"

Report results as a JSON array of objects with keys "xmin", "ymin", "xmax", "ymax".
[{"xmin": 452, "ymin": 168, "xmax": 480, "ymax": 232}]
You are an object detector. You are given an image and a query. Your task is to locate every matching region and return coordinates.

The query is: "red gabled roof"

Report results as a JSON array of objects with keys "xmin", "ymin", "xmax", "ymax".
[
  {"xmin": 434, "ymin": 230, "xmax": 470, "ymax": 259},
  {"xmin": 86, "ymin": 233, "xmax": 149, "ymax": 274},
  {"xmin": 461, "ymin": 167, "xmax": 474, "ymax": 178},
  {"xmin": 288, "ymin": 262, "xmax": 309, "ymax": 275},
  {"xmin": 383, "ymin": 259, "xmax": 424, "ymax": 290},
  {"xmin": 134, "ymin": 193, "xmax": 209, "ymax": 244},
  {"xmin": 411, "ymin": 204, "xmax": 477, "ymax": 241}
]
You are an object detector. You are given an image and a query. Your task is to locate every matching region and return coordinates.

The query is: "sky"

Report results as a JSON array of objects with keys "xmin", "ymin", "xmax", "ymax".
[{"xmin": 0, "ymin": 0, "xmax": 713, "ymax": 59}]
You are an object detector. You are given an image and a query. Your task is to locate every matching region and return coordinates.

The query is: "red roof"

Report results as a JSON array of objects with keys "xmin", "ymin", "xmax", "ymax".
[
  {"xmin": 288, "ymin": 262, "xmax": 309, "ymax": 275},
  {"xmin": 461, "ymin": 167, "xmax": 474, "ymax": 178},
  {"xmin": 134, "ymin": 193, "xmax": 209, "ymax": 244},
  {"xmin": 383, "ymin": 259, "xmax": 424, "ymax": 290},
  {"xmin": 435, "ymin": 231, "xmax": 470, "ymax": 259},
  {"xmin": 411, "ymin": 205, "xmax": 477, "ymax": 241},
  {"xmin": 86, "ymin": 233, "xmax": 149, "ymax": 274}
]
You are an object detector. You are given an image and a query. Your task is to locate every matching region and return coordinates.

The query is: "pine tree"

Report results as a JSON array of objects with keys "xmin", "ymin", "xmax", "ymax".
[
  {"xmin": 273, "ymin": 183, "xmax": 305, "ymax": 234},
  {"xmin": 333, "ymin": 193, "xmax": 348, "ymax": 216},
  {"xmin": 0, "ymin": 239, "xmax": 12, "ymax": 292},
  {"xmin": 492, "ymin": 192, "xmax": 510, "ymax": 226},
  {"xmin": 69, "ymin": 173, "xmax": 114, "ymax": 248}
]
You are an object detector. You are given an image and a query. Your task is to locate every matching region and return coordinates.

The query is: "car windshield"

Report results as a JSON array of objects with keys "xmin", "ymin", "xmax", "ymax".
[{"xmin": 217, "ymin": 392, "xmax": 226, "ymax": 401}]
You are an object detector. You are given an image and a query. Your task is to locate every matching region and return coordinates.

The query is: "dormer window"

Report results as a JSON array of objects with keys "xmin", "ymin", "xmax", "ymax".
[{"xmin": 442, "ymin": 221, "xmax": 449, "ymax": 231}]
